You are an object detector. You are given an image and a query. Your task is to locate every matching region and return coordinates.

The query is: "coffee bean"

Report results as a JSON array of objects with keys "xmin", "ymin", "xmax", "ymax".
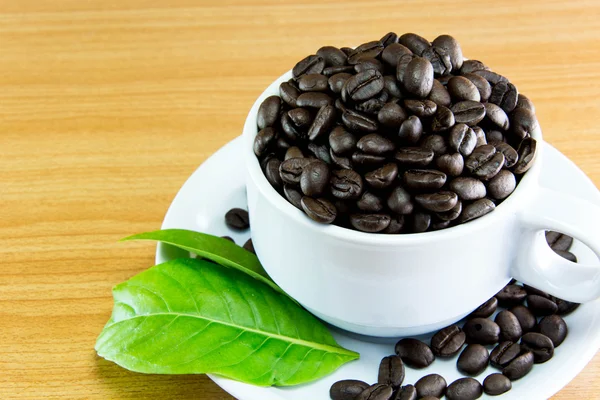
[
  {"xmin": 344, "ymin": 69, "xmax": 385, "ymax": 102},
  {"xmin": 340, "ymin": 47, "xmax": 353, "ymax": 56},
  {"xmin": 330, "ymin": 149, "xmax": 353, "ymax": 169},
  {"xmin": 381, "ymin": 31, "xmax": 399, "ymax": 46},
  {"xmin": 385, "ymin": 186, "xmax": 413, "ymax": 215},
  {"xmin": 352, "ymin": 151, "xmax": 386, "ymax": 167},
  {"xmin": 462, "ymin": 73, "xmax": 492, "ymax": 102},
  {"xmin": 342, "ymin": 109, "xmax": 379, "ymax": 132},
  {"xmin": 329, "ymin": 126, "xmax": 356, "ymax": 155},
  {"xmin": 297, "ymin": 73, "xmax": 328, "ymax": 92},
  {"xmin": 348, "ymin": 41, "xmax": 385, "ymax": 64},
  {"xmin": 383, "ymin": 215, "xmax": 405, "ymax": 234},
  {"xmin": 356, "ymin": 384, "xmax": 394, "ymax": 400},
  {"xmin": 357, "ymin": 191, "xmax": 384, "ymax": 212},
  {"xmin": 293, "ymin": 54, "xmax": 325, "ymax": 78},
  {"xmin": 495, "ymin": 284, "xmax": 527, "ymax": 306},
  {"xmin": 243, "ymin": 238, "xmax": 255, "ymax": 254},
  {"xmin": 491, "ymin": 141, "xmax": 518, "ymax": 168},
  {"xmin": 308, "ymin": 105, "xmax": 336, "ymax": 141},
  {"xmin": 510, "ymin": 107, "xmax": 539, "ymax": 140},
  {"xmin": 356, "ymin": 89, "xmax": 389, "ymax": 115},
  {"xmin": 527, "ymin": 294, "xmax": 558, "ymax": 316},
  {"xmin": 404, "ymin": 169, "xmax": 447, "ymax": 191},
  {"xmin": 382, "ymin": 43, "xmax": 413, "ymax": 68},
  {"xmin": 445, "ymin": 378, "xmax": 482, "ymax": 400},
  {"xmin": 300, "ymin": 196, "xmax": 337, "ymax": 224},
  {"xmin": 483, "ymin": 373, "xmax": 511, "ymax": 396},
  {"xmin": 330, "ymin": 169, "xmax": 364, "ymax": 200},
  {"xmin": 254, "ymin": 127, "xmax": 276, "ymax": 158},
  {"xmin": 296, "ymin": 92, "xmax": 333, "ymax": 108},
  {"xmin": 484, "ymin": 103, "xmax": 510, "ymax": 131},
  {"xmin": 329, "ymin": 72, "xmax": 353, "ymax": 95},
  {"xmin": 384, "ymin": 75, "xmax": 403, "ymax": 98},
  {"xmin": 365, "ymin": 163, "xmax": 399, "ymax": 189},
  {"xmin": 404, "ymin": 99, "xmax": 437, "ymax": 117},
  {"xmin": 225, "ymin": 208, "xmax": 250, "ymax": 230},
  {"xmin": 436, "ymin": 153, "xmax": 464, "ymax": 177},
  {"xmin": 415, "ymin": 374, "xmax": 447, "ymax": 399},
  {"xmin": 429, "ymin": 79, "xmax": 452, "ymax": 107},
  {"xmin": 355, "ymin": 58, "xmax": 385, "ymax": 74},
  {"xmin": 395, "ymin": 338, "xmax": 435, "ymax": 368},
  {"xmin": 378, "ymin": 355, "xmax": 405, "ymax": 388},
  {"xmin": 432, "ymin": 34, "xmax": 464, "ymax": 71},
  {"xmin": 393, "ymin": 385, "xmax": 417, "ymax": 400},
  {"xmin": 396, "ymin": 54, "xmax": 415, "ymax": 84},
  {"xmin": 449, "ymin": 124, "xmax": 477, "ymax": 156},
  {"xmin": 323, "ymin": 65, "xmax": 355, "ymax": 76},
  {"xmin": 523, "ymin": 284, "xmax": 551, "ymax": 298},
  {"xmin": 317, "ymin": 46, "xmax": 348, "ymax": 67},
  {"xmin": 490, "ymin": 341, "xmax": 521, "ymax": 368},
  {"xmin": 513, "ymin": 137, "xmax": 537, "ymax": 174},
  {"xmin": 555, "ymin": 250, "xmax": 578, "ymax": 262},
  {"xmin": 330, "ymin": 379, "xmax": 370, "ymax": 400},
  {"xmin": 411, "ymin": 211, "xmax": 431, "ymax": 232},
  {"xmin": 509, "ymin": 305, "xmax": 537, "ymax": 333},
  {"xmin": 415, "ymin": 191, "xmax": 459, "ymax": 213},
  {"xmin": 430, "ymin": 220, "xmax": 451, "ymax": 230},
  {"xmin": 554, "ymin": 297, "xmax": 580, "ymax": 315},
  {"xmin": 448, "ymin": 76, "xmax": 480, "ymax": 102},
  {"xmin": 279, "ymin": 81, "xmax": 301, "ymax": 107},
  {"xmin": 485, "ymin": 129, "xmax": 505, "ymax": 143},
  {"xmin": 538, "ymin": 314, "xmax": 568, "ymax": 347},
  {"xmin": 257, "ymin": 96, "xmax": 282, "ymax": 130},
  {"xmin": 351, "ymin": 212, "xmax": 392, "ymax": 231},
  {"xmin": 308, "ymin": 142, "xmax": 332, "ymax": 164},
  {"xmin": 264, "ymin": 158, "xmax": 283, "ymax": 190},
  {"xmin": 379, "ymin": 102, "xmax": 408, "ymax": 128},
  {"xmin": 431, "ymin": 325, "xmax": 466, "ymax": 357},
  {"xmin": 422, "ymin": 46, "xmax": 452, "ymax": 76},
  {"xmin": 358, "ymin": 134, "xmax": 395, "ymax": 155},
  {"xmin": 403, "ymin": 56, "xmax": 434, "ymax": 98},
  {"xmin": 283, "ymin": 184, "xmax": 303, "ymax": 209},
  {"xmin": 489, "ymin": 81, "xmax": 518, "ymax": 113},
  {"xmin": 502, "ymin": 351, "xmax": 534, "ymax": 381},
  {"xmin": 398, "ymin": 33, "xmax": 431, "ymax": 56},
  {"xmin": 465, "ymin": 145, "xmax": 504, "ymax": 180},
  {"xmin": 431, "ymin": 105, "xmax": 455, "ymax": 132},
  {"xmin": 281, "ymin": 113, "xmax": 304, "ymax": 141},
  {"xmin": 457, "ymin": 344, "xmax": 489, "ymax": 375},
  {"xmin": 449, "ymin": 177, "xmax": 486, "ymax": 201},
  {"xmin": 516, "ymin": 94, "xmax": 536, "ymax": 113},
  {"xmin": 422, "ymin": 135, "xmax": 449, "ymax": 157},
  {"xmin": 468, "ymin": 296, "xmax": 498, "ymax": 318},
  {"xmin": 288, "ymin": 108, "xmax": 313, "ymax": 131},
  {"xmin": 300, "ymin": 160, "xmax": 330, "ymax": 196},
  {"xmin": 394, "ymin": 147, "xmax": 433, "ymax": 167},
  {"xmin": 398, "ymin": 115, "xmax": 423, "ymax": 143},
  {"xmin": 464, "ymin": 318, "xmax": 500, "ymax": 345},
  {"xmin": 521, "ymin": 332, "xmax": 555, "ymax": 364},
  {"xmin": 495, "ymin": 310, "xmax": 523, "ymax": 342},
  {"xmin": 472, "ymin": 69, "xmax": 508, "ymax": 85},
  {"xmin": 460, "ymin": 59, "xmax": 489, "ymax": 74},
  {"xmin": 458, "ymin": 198, "xmax": 495, "ymax": 223},
  {"xmin": 545, "ymin": 231, "xmax": 574, "ymax": 251},
  {"xmin": 451, "ymin": 101, "xmax": 486, "ymax": 126}
]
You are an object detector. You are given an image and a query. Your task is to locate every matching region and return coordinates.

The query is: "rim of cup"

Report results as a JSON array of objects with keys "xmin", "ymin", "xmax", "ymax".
[{"xmin": 244, "ymin": 69, "xmax": 543, "ymax": 246}]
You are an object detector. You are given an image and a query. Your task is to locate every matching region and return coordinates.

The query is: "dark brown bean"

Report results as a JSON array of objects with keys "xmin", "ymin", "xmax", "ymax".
[
  {"xmin": 393, "ymin": 385, "xmax": 417, "ymax": 400},
  {"xmin": 296, "ymin": 92, "xmax": 333, "ymax": 108},
  {"xmin": 468, "ymin": 296, "xmax": 498, "ymax": 318},
  {"xmin": 538, "ymin": 314, "xmax": 568, "ymax": 347},
  {"xmin": 279, "ymin": 81, "xmax": 300, "ymax": 107},
  {"xmin": 365, "ymin": 163, "xmax": 399, "ymax": 189},
  {"xmin": 352, "ymin": 151, "xmax": 387, "ymax": 167},
  {"xmin": 436, "ymin": 153, "xmax": 464, "ymax": 177},
  {"xmin": 330, "ymin": 169, "xmax": 364, "ymax": 200},
  {"xmin": 330, "ymin": 379, "xmax": 370, "ymax": 400},
  {"xmin": 243, "ymin": 238, "xmax": 255, "ymax": 254},
  {"xmin": 415, "ymin": 374, "xmax": 447, "ymax": 399},
  {"xmin": 458, "ymin": 198, "xmax": 495, "ymax": 223},
  {"xmin": 357, "ymin": 191, "xmax": 384, "ymax": 212},
  {"xmin": 489, "ymin": 81, "xmax": 518, "ymax": 113},
  {"xmin": 308, "ymin": 105, "xmax": 336, "ymax": 141},
  {"xmin": 398, "ymin": 33, "xmax": 431, "ymax": 56},
  {"xmin": 429, "ymin": 79, "xmax": 452, "ymax": 107},
  {"xmin": 398, "ymin": 115, "xmax": 423, "ymax": 143},
  {"xmin": 357, "ymin": 133, "xmax": 395, "ymax": 154},
  {"xmin": 483, "ymin": 373, "xmax": 512, "ymax": 396},
  {"xmin": 457, "ymin": 344, "xmax": 489, "ymax": 376},
  {"xmin": 395, "ymin": 338, "xmax": 435, "ymax": 368},
  {"xmin": 449, "ymin": 124, "xmax": 477, "ymax": 156},
  {"xmin": 317, "ymin": 46, "xmax": 348, "ymax": 67},
  {"xmin": 225, "ymin": 208, "xmax": 250, "ymax": 230},
  {"xmin": 495, "ymin": 310, "xmax": 523, "ymax": 342},
  {"xmin": 283, "ymin": 184, "xmax": 303, "ymax": 209},
  {"xmin": 495, "ymin": 284, "xmax": 528, "ymax": 306},
  {"xmin": 460, "ymin": 59, "xmax": 489, "ymax": 74},
  {"xmin": 344, "ymin": 69, "xmax": 385, "ymax": 102},
  {"xmin": 509, "ymin": 305, "xmax": 537, "ymax": 334},
  {"xmin": 378, "ymin": 355, "xmax": 405, "ymax": 389},
  {"xmin": 451, "ymin": 101, "xmax": 486, "ymax": 126},
  {"xmin": 329, "ymin": 72, "xmax": 354, "ymax": 94},
  {"xmin": 384, "ymin": 75, "xmax": 403, "ymax": 98},
  {"xmin": 516, "ymin": 94, "xmax": 536, "ymax": 113},
  {"xmin": 404, "ymin": 169, "xmax": 447, "ymax": 191},
  {"xmin": 431, "ymin": 325, "xmax": 466, "ymax": 357},
  {"xmin": 297, "ymin": 73, "xmax": 328, "ymax": 92},
  {"xmin": 329, "ymin": 126, "xmax": 356, "ymax": 155},
  {"xmin": 404, "ymin": 99, "xmax": 437, "ymax": 117},
  {"xmin": 510, "ymin": 107, "xmax": 539, "ymax": 140},
  {"xmin": 449, "ymin": 177, "xmax": 486, "ymax": 200},
  {"xmin": 396, "ymin": 53, "xmax": 415, "ymax": 84},
  {"xmin": 465, "ymin": 145, "xmax": 505, "ymax": 181},
  {"xmin": 308, "ymin": 142, "xmax": 332, "ymax": 164},
  {"xmin": 432, "ymin": 34, "xmax": 464, "ymax": 71},
  {"xmin": 422, "ymin": 46, "xmax": 452, "ymax": 76},
  {"xmin": 520, "ymin": 332, "xmax": 555, "ymax": 364},
  {"xmin": 330, "ymin": 149, "xmax": 353, "ymax": 169},
  {"xmin": 264, "ymin": 157, "xmax": 283, "ymax": 190},
  {"xmin": 382, "ymin": 42, "xmax": 413, "ymax": 67},
  {"xmin": 300, "ymin": 160, "xmax": 330, "ymax": 196},
  {"xmin": 342, "ymin": 109, "xmax": 379, "ymax": 133},
  {"xmin": 445, "ymin": 378, "xmax": 482, "ymax": 400},
  {"xmin": 348, "ymin": 41, "xmax": 385, "ymax": 64},
  {"xmin": 395, "ymin": 147, "xmax": 434, "ymax": 167},
  {"xmin": 472, "ymin": 69, "xmax": 508, "ymax": 85},
  {"xmin": 464, "ymin": 318, "xmax": 501, "ymax": 345},
  {"xmin": 257, "ymin": 96, "xmax": 282, "ymax": 130},
  {"xmin": 415, "ymin": 191, "xmax": 459, "ymax": 212},
  {"xmin": 448, "ymin": 76, "xmax": 480, "ymax": 102},
  {"xmin": 279, "ymin": 157, "xmax": 313, "ymax": 184},
  {"xmin": 292, "ymin": 54, "xmax": 325, "ymax": 78},
  {"xmin": 379, "ymin": 102, "xmax": 408, "ymax": 128},
  {"xmin": 513, "ymin": 137, "xmax": 537, "ymax": 174},
  {"xmin": 527, "ymin": 294, "xmax": 559, "ymax": 316},
  {"xmin": 462, "ymin": 73, "xmax": 492, "ymax": 102},
  {"xmin": 546, "ymin": 231, "xmax": 574, "ymax": 251},
  {"xmin": 387, "ymin": 186, "xmax": 414, "ymax": 215},
  {"xmin": 300, "ymin": 196, "xmax": 337, "ymax": 224},
  {"xmin": 355, "ymin": 58, "xmax": 385, "ymax": 74},
  {"xmin": 403, "ymin": 56, "xmax": 434, "ymax": 98},
  {"xmin": 253, "ymin": 127, "xmax": 276, "ymax": 157},
  {"xmin": 431, "ymin": 105, "xmax": 455, "ymax": 132},
  {"xmin": 502, "ymin": 351, "xmax": 534, "ymax": 381}
]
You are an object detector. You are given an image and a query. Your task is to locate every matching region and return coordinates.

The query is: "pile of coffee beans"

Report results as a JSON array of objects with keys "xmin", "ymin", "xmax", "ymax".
[
  {"xmin": 329, "ymin": 232, "xmax": 578, "ymax": 399},
  {"xmin": 253, "ymin": 32, "xmax": 539, "ymax": 233}
]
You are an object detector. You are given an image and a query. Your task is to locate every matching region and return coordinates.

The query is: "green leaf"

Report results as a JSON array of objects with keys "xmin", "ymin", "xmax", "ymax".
[
  {"xmin": 121, "ymin": 229, "xmax": 286, "ymax": 297},
  {"xmin": 95, "ymin": 258, "xmax": 359, "ymax": 386}
]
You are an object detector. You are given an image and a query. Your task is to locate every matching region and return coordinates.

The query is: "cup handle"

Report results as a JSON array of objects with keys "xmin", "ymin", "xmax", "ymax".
[{"xmin": 512, "ymin": 187, "xmax": 600, "ymax": 302}]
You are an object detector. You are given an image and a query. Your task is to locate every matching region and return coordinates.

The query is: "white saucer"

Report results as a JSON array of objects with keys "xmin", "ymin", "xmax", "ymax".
[{"xmin": 156, "ymin": 137, "xmax": 600, "ymax": 400}]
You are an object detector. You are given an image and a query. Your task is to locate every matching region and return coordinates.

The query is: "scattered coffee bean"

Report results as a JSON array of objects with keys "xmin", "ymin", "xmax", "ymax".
[
  {"xmin": 330, "ymin": 379, "xmax": 370, "ymax": 400},
  {"xmin": 483, "ymin": 373, "xmax": 512, "ymax": 396},
  {"xmin": 431, "ymin": 325, "xmax": 466, "ymax": 357},
  {"xmin": 509, "ymin": 305, "xmax": 537, "ymax": 333},
  {"xmin": 520, "ymin": 332, "xmax": 554, "ymax": 364},
  {"xmin": 308, "ymin": 105, "xmax": 337, "ymax": 141},
  {"xmin": 489, "ymin": 82, "xmax": 518, "ymax": 113},
  {"xmin": 554, "ymin": 297, "xmax": 580, "ymax": 315},
  {"xmin": 495, "ymin": 310, "xmax": 523, "ymax": 342},
  {"xmin": 415, "ymin": 374, "xmax": 447, "ymax": 399},
  {"xmin": 490, "ymin": 341, "xmax": 521, "ymax": 368},
  {"xmin": 457, "ymin": 344, "xmax": 489, "ymax": 375},
  {"xmin": 502, "ymin": 351, "xmax": 534, "ymax": 381},
  {"xmin": 468, "ymin": 296, "xmax": 498, "ymax": 318},
  {"xmin": 393, "ymin": 385, "xmax": 417, "ymax": 400},
  {"xmin": 449, "ymin": 124, "xmax": 477, "ymax": 156},
  {"xmin": 495, "ymin": 284, "xmax": 527, "ymax": 306},
  {"xmin": 465, "ymin": 145, "xmax": 504, "ymax": 180},
  {"xmin": 464, "ymin": 318, "xmax": 500, "ymax": 345},
  {"xmin": 378, "ymin": 101, "xmax": 408, "ymax": 127},
  {"xmin": 378, "ymin": 355, "xmax": 405, "ymax": 388},
  {"xmin": 445, "ymin": 378, "xmax": 482, "ymax": 400},
  {"xmin": 356, "ymin": 383, "xmax": 394, "ymax": 400},
  {"xmin": 538, "ymin": 314, "xmax": 568, "ymax": 347},
  {"xmin": 526, "ymin": 294, "xmax": 559, "ymax": 316},
  {"xmin": 343, "ymin": 109, "xmax": 379, "ymax": 132},
  {"xmin": 225, "ymin": 208, "xmax": 250, "ymax": 230},
  {"xmin": 395, "ymin": 338, "xmax": 435, "ymax": 368},
  {"xmin": 242, "ymin": 238, "xmax": 255, "ymax": 254},
  {"xmin": 381, "ymin": 43, "xmax": 411, "ymax": 67}
]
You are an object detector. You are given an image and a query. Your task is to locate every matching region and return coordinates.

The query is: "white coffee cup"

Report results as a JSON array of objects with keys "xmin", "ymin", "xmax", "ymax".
[{"xmin": 244, "ymin": 70, "xmax": 600, "ymax": 337}]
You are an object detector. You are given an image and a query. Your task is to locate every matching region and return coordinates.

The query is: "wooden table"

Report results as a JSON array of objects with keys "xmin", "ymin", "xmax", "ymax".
[{"xmin": 1, "ymin": 0, "xmax": 599, "ymax": 398}]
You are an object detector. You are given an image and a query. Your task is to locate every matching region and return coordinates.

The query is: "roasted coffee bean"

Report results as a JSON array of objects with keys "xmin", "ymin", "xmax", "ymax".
[
  {"xmin": 457, "ymin": 344, "xmax": 489, "ymax": 375},
  {"xmin": 357, "ymin": 191, "xmax": 384, "ymax": 212},
  {"xmin": 265, "ymin": 157, "xmax": 283, "ymax": 190},
  {"xmin": 404, "ymin": 169, "xmax": 446, "ymax": 191},
  {"xmin": 545, "ymin": 231, "xmax": 574, "ymax": 251},
  {"xmin": 460, "ymin": 59, "xmax": 489, "ymax": 74},
  {"xmin": 293, "ymin": 54, "xmax": 325, "ymax": 77},
  {"xmin": 323, "ymin": 65, "xmax": 355, "ymax": 76},
  {"xmin": 384, "ymin": 75, "xmax": 403, "ymax": 98},
  {"xmin": 411, "ymin": 211, "xmax": 431, "ymax": 232},
  {"xmin": 378, "ymin": 355, "xmax": 405, "ymax": 388},
  {"xmin": 415, "ymin": 374, "xmax": 447, "ymax": 399},
  {"xmin": 279, "ymin": 157, "xmax": 313, "ymax": 184},
  {"xmin": 281, "ymin": 113, "xmax": 303, "ymax": 141},
  {"xmin": 358, "ymin": 134, "xmax": 395, "ymax": 155},
  {"xmin": 458, "ymin": 198, "xmax": 495, "ymax": 223},
  {"xmin": 490, "ymin": 341, "xmax": 521, "ymax": 368},
  {"xmin": 398, "ymin": 33, "xmax": 431, "ymax": 56},
  {"xmin": 468, "ymin": 296, "xmax": 498, "ymax": 318},
  {"xmin": 288, "ymin": 108, "xmax": 313, "ymax": 131},
  {"xmin": 431, "ymin": 325, "xmax": 466, "ymax": 357},
  {"xmin": 243, "ymin": 238, "xmax": 255, "ymax": 254},
  {"xmin": 521, "ymin": 332, "xmax": 555, "ymax": 363},
  {"xmin": 449, "ymin": 124, "xmax": 477, "ymax": 156},
  {"xmin": 527, "ymin": 294, "xmax": 558, "ymax": 316},
  {"xmin": 387, "ymin": 186, "xmax": 414, "ymax": 215},
  {"xmin": 449, "ymin": 177, "xmax": 486, "ymax": 201},
  {"xmin": 513, "ymin": 137, "xmax": 537, "ymax": 174},
  {"xmin": 393, "ymin": 385, "xmax": 417, "ymax": 400},
  {"xmin": 464, "ymin": 318, "xmax": 500, "ymax": 345},
  {"xmin": 509, "ymin": 305, "xmax": 537, "ymax": 333},
  {"xmin": 523, "ymin": 284, "xmax": 551, "ymax": 298},
  {"xmin": 355, "ymin": 58, "xmax": 385, "ymax": 74},
  {"xmin": 430, "ymin": 220, "xmax": 451, "ymax": 230},
  {"xmin": 502, "ymin": 351, "xmax": 534, "ymax": 381},
  {"xmin": 432, "ymin": 34, "xmax": 463, "ymax": 71},
  {"xmin": 465, "ymin": 145, "xmax": 504, "ymax": 180},
  {"xmin": 489, "ymin": 81, "xmax": 518, "ymax": 113},
  {"xmin": 352, "ymin": 151, "xmax": 387, "ymax": 167},
  {"xmin": 316, "ymin": 46, "xmax": 348, "ymax": 67},
  {"xmin": 398, "ymin": 116, "xmax": 423, "ymax": 143},
  {"xmin": 329, "ymin": 72, "xmax": 354, "ymax": 94},
  {"xmin": 225, "ymin": 208, "xmax": 250, "ymax": 230},
  {"xmin": 257, "ymin": 96, "xmax": 282, "ymax": 129},
  {"xmin": 415, "ymin": 191, "xmax": 458, "ymax": 213},
  {"xmin": 330, "ymin": 379, "xmax": 370, "ymax": 400},
  {"xmin": 495, "ymin": 310, "xmax": 523, "ymax": 342},
  {"xmin": 422, "ymin": 46, "xmax": 452, "ymax": 76},
  {"xmin": 381, "ymin": 31, "xmax": 399, "ymax": 46},
  {"xmin": 342, "ymin": 109, "xmax": 379, "ymax": 132},
  {"xmin": 396, "ymin": 53, "xmax": 415, "ymax": 84},
  {"xmin": 491, "ymin": 141, "xmax": 518, "ymax": 168},
  {"xmin": 330, "ymin": 169, "xmax": 364, "ymax": 200},
  {"xmin": 510, "ymin": 107, "xmax": 539, "ymax": 140},
  {"xmin": 555, "ymin": 250, "xmax": 577, "ymax": 262},
  {"xmin": 300, "ymin": 160, "xmax": 330, "ymax": 196},
  {"xmin": 379, "ymin": 102, "xmax": 408, "ymax": 127},
  {"xmin": 253, "ymin": 127, "xmax": 277, "ymax": 158},
  {"xmin": 297, "ymin": 73, "xmax": 328, "ymax": 92},
  {"xmin": 296, "ymin": 92, "xmax": 333, "ymax": 108},
  {"xmin": 330, "ymin": 149, "xmax": 353, "ymax": 169},
  {"xmin": 344, "ymin": 69, "xmax": 385, "ymax": 102},
  {"xmin": 472, "ymin": 69, "xmax": 508, "ymax": 85},
  {"xmin": 451, "ymin": 101, "xmax": 486, "ymax": 126},
  {"xmin": 276, "ymin": 135, "xmax": 291, "ymax": 151},
  {"xmin": 462, "ymin": 73, "xmax": 492, "ymax": 102},
  {"xmin": 348, "ymin": 41, "xmax": 385, "ymax": 64},
  {"xmin": 365, "ymin": 163, "xmax": 399, "ymax": 189},
  {"xmin": 396, "ymin": 147, "xmax": 434, "ymax": 167},
  {"xmin": 484, "ymin": 103, "xmax": 510, "ymax": 131},
  {"xmin": 340, "ymin": 47, "xmax": 354, "ymax": 56},
  {"xmin": 483, "ymin": 373, "xmax": 511, "ymax": 396},
  {"xmin": 356, "ymin": 89, "xmax": 389, "ymax": 115},
  {"xmin": 429, "ymin": 79, "xmax": 452, "ymax": 107},
  {"xmin": 356, "ymin": 384, "xmax": 394, "ymax": 400},
  {"xmin": 221, "ymin": 236, "xmax": 234, "ymax": 243},
  {"xmin": 329, "ymin": 126, "xmax": 356, "ymax": 155},
  {"xmin": 308, "ymin": 142, "xmax": 332, "ymax": 164},
  {"xmin": 308, "ymin": 105, "xmax": 336, "ymax": 141},
  {"xmin": 555, "ymin": 297, "xmax": 580, "ymax": 315},
  {"xmin": 403, "ymin": 56, "xmax": 434, "ymax": 98},
  {"xmin": 283, "ymin": 184, "xmax": 303, "ymax": 209},
  {"xmin": 445, "ymin": 378, "xmax": 482, "ymax": 400},
  {"xmin": 485, "ymin": 129, "xmax": 505, "ymax": 143},
  {"xmin": 422, "ymin": 134, "xmax": 449, "ymax": 156},
  {"xmin": 538, "ymin": 314, "xmax": 568, "ymax": 347},
  {"xmin": 382, "ymin": 43, "xmax": 413, "ymax": 68},
  {"xmin": 436, "ymin": 153, "xmax": 464, "ymax": 177},
  {"xmin": 395, "ymin": 338, "xmax": 435, "ymax": 368},
  {"xmin": 495, "ymin": 284, "xmax": 527, "ymax": 306},
  {"xmin": 300, "ymin": 196, "xmax": 337, "ymax": 224},
  {"xmin": 431, "ymin": 105, "xmax": 455, "ymax": 132},
  {"xmin": 404, "ymin": 99, "xmax": 437, "ymax": 117},
  {"xmin": 448, "ymin": 76, "xmax": 480, "ymax": 102},
  {"xmin": 516, "ymin": 94, "xmax": 536, "ymax": 113},
  {"xmin": 472, "ymin": 126, "xmax": 487, "ymax": 146}
]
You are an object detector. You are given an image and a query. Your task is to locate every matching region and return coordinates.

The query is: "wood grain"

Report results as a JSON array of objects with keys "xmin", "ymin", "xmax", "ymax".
[{"xmin": 1, "ymin": 0, "xmax": 598, "ymax": 398}]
